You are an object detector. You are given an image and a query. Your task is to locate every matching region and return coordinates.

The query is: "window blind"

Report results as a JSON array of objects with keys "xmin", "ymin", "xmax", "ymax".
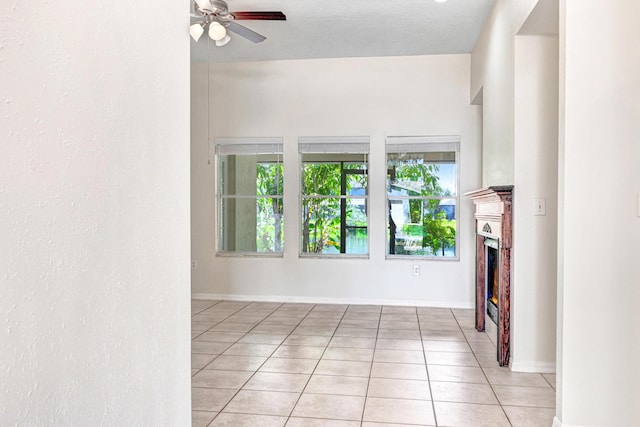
[
  {"xmin": 298, "ymin": 136, "xmax": 370, "ymax": 154},
  {"xmin": 385, "ymin": 135, "xmax": 460, "ymax": 153},
  {"xmin": 215, "ymin": 137, "xmax": 283, "ymax": 155}
]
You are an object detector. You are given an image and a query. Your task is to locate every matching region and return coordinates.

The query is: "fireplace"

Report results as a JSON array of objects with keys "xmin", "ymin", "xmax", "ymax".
[
  {"xmin": 465, "ymin": 186, "xmax": 513, "ymax": 367},
  {"xmin": 485, "ymin": 238, "xmax": 499, "ymax": 325}
]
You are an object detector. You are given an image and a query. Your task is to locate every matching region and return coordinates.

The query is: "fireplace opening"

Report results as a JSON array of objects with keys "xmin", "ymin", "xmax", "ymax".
[{"xmin": 485, "ymin": 239, "xmax": 499, "ymax": 325}]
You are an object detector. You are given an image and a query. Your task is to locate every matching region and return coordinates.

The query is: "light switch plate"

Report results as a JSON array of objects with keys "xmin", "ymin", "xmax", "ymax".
[{"xmin": 534, "ymin": 198, "xmax": 546, "ymax": 216}]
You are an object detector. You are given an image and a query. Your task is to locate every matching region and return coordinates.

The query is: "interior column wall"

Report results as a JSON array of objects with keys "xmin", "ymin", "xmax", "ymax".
[
  {"xmin": 512, "ymin": 35, "xmax": 559, "ymax": 373},
  {"xmin": 557, "ymin": 0, "xmax": 640, "ymax": 425},
  {"xmin": 1, "ymin": 0, "xmax": 191, "ymax": 424}
]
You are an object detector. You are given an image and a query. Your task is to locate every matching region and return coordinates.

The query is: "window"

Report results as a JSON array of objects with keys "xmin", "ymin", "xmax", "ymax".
[
  {"xmin": 299, "ymin": 137, "xmax": 369, "ymax": 256},
  {"xmin": 216, "ymin": 138, "xmax": 283, "ymax": 254},
  {"xmin": 386, "ymin": 136, "xmax": 459, "ymax": 258}
]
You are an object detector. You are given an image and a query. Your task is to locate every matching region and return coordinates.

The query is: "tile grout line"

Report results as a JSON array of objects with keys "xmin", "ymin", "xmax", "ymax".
[
  {"xmin": 451, "ymin": 309, "xmax": 513, "ymax": 427},
  {"xmin": 284, "ymin": 304, "xmax": 351, "ymax": 425},
  {"xmin": 194, "ymin": 300, "xmax": 267, "ymax": 427},
  {"xmin": 204, "ymin": 302, "xmax": 353, "ymax": 422},
  {"xmin": 417, "ymin": 306, "xmax": 443, "ymax": 427},
  {"xmin": 196, "ymin": 301, "xmax": 286, "ymax": 422},
  {"xmin": 191, "ymin": 299, "xmax": 252, "ymax": 342},
  {"xmin": 542, "ymin": 373, "xmax": 555, "ymax": 390},
  {"xmin": 193, "ymin": 301, "xmax": 259, "ymax": 380},
  {"xmin": 191, "ymin": 299, "xmax": 222, "ymax": 316},
  {"xmin": 358, "ymin": 305, "xmax": 383, "ymax": 426},
  {"xmin": 216, "ymin": 302, "xmax": 342, "ymax": 421},
  {"xmin": 192, "ymin": 299, "xmax": 245, "ymax": 378}
]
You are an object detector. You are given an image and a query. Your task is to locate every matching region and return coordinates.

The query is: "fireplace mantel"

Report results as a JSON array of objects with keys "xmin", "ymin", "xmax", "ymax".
[{"xmin": 465, "ymin": 186, "xmax": 513, "ymax": 366}]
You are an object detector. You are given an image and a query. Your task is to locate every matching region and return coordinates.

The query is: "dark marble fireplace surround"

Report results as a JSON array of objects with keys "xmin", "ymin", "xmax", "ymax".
[{"xmin": 465, "ymin": 186, "xmax": 513, "ymax": 367}]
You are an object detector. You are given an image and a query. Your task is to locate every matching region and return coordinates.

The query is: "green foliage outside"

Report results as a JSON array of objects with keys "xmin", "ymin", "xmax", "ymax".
[
  {"xmin": 301, "ymin": 162, "xmax": 367, "ymax": 254},
  {"xmin": 391, "ymin": 161, "xmax": 456, "ymax": 256},
  {"xmin": 252, "ymin": 158, "xmax": 455, "ymax": 256},
  {"xmin": 256, "ymin": 163, "xmax": 283, "ymax": 252}
]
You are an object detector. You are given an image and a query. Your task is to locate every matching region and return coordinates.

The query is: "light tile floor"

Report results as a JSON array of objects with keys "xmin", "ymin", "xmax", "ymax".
[{"xmin": 192, "ymin": 300, "xmax": 556, "ymax": 427}]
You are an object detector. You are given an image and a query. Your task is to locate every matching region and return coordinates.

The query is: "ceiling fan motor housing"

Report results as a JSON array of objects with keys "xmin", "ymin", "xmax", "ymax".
[{"xmin": 196, "ymin": 0, "xmax": 230, "ymax": 18}]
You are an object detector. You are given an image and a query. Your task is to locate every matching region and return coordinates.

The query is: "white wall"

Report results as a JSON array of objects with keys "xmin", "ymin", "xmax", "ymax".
[
  {"xmin": 1, "ymin": 1, "xmax": 191, "ymax": 425},
  {"xmin": 557, "ymin": 0, "xmax": 640, "ymax": 425},
  {"xmin": 192, "ymin": 55, "xmax": 482, "ymax": 306},
  {"xmin": 512, "ymin": 35, "xmax": 559, "ymax": 373}
]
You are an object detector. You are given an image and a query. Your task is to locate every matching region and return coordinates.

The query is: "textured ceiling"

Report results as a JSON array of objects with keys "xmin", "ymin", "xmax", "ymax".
[{"xmin": 191, "ymin": 0, "xmax": 496, "ymax": 62}]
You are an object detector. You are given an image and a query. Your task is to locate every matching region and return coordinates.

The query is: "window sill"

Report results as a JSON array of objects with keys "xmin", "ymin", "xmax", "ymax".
[
  {"xmin": 299, "ymin": 254, "xmax": 370, "ymax": 260},
  {"xmin": 385, "ymin": 255, "xmax": 460, "ymax": 262},
  {"xmin": 216, "ymin": 252, "xmax": 284, "ymax": 258}
]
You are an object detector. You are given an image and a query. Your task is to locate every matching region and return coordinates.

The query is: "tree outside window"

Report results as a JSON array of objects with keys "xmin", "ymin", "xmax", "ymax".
[
  {"xmin": 216, "ymin": 141, "xmax": 283, "ymax": 254},
  {"xmin": 256, "ymin": 162, "xmax": 284, "ymax": 252},
  {"xmin": 386, "ymin": 140, "xmax": 459, "ymax": 258},
  {"xmin": 299, "ymin": 142, "xmax": 369, "ymax": 255}
]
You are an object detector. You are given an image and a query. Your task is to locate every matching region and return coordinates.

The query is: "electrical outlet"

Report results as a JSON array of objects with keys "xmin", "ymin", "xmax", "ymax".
[
  {"xmin": 413, "ymin": 265, "xmax": 420, "ymax": 276},
  {"xmin": 191, "ymin": 260, "xmax": 197, "ymax": 270}
]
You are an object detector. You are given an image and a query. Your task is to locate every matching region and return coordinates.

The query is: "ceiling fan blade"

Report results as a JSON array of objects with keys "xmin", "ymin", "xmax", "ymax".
[
  {"xmin": 226, "ymin": 21, "xmax": 267, "ymax": 43},
  {"xmin": 231, "ymin": 11, "xmax": 286, "ymax": 21}
]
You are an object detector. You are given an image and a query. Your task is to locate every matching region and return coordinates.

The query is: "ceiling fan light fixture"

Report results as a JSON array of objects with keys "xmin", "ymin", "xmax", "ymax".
[
  {"xmin": 215, "ymin": 34, "xmax": 231, "ymax": 46},
  {"xmin": 208, "ymin": 21, "xmax": 227, "ymax": 41},
  {"xmin": 189, "ymin": 22, "xmax": 205, "ymax": 42}
]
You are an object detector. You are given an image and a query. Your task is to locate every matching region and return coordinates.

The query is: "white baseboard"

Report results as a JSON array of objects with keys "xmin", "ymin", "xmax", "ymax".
[
  {"xmin": 509, "ymin": 360, "xmax": 556, "ymax": 374},
  {"xmin": 552, "ymin": 418, "xmax": 592, "ymax": 427},
  {"xmin": 191, "ymin": 293, "xmax": 474, "ymax": 309}
]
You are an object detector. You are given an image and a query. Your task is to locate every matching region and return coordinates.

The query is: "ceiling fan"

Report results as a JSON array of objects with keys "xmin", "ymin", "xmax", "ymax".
[{"xmin": 190, "ymin": 0, "xmax": 286, "ymax": 46}]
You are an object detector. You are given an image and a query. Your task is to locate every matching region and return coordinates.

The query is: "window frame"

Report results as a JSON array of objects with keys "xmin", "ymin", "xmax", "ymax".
[
  {"xmin": 214, "ymin": 137, "xmax": 284, "ymax": 257},
  {"xmin": 385, "ymin": 135, "xmax": 461, "ymax": 261},
  {"xmin": 298, "ymin": 136, "xmax": 370, "ymax": 258}
]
